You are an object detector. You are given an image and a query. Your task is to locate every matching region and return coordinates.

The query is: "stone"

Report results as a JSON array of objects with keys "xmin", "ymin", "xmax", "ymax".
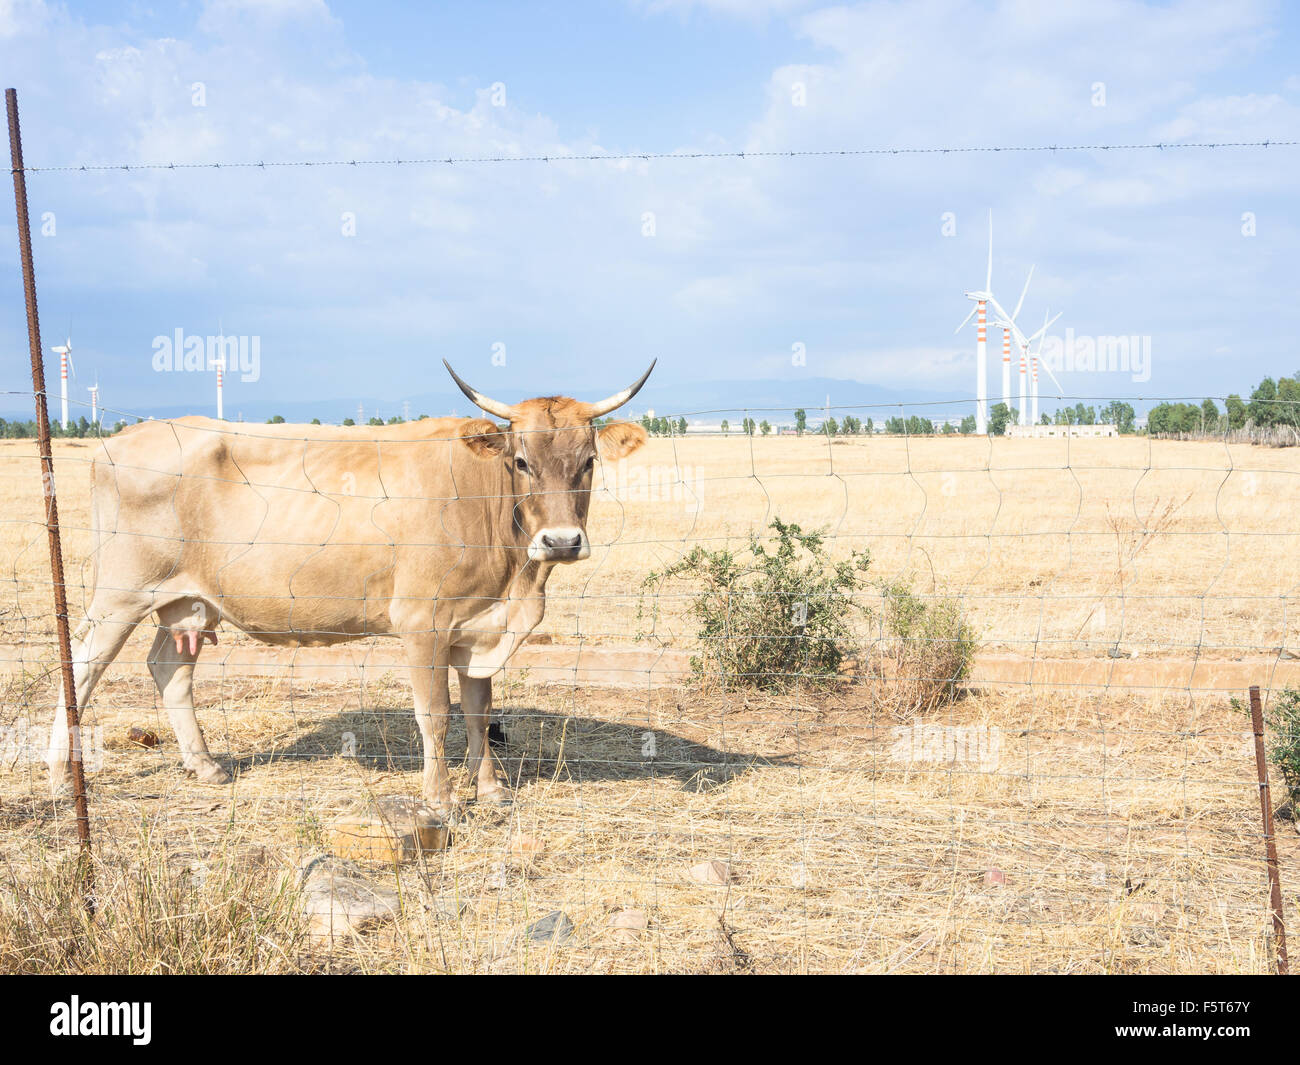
[
  {"xmin": 689, "ymin": 860, "xmax": 736, "ymax": 886},
  {"xmin": 607, "ymin": 908, "xmax": 648, "ymax": 942},
  {"xmin": 299, "ymin": 854, "xmax": 401, "ymax": 938},
  {"xmin": 984, "ymin": 868, "xmax": 1006, "ymax": 887},
  {"xmin": 525, "ymin": 910, "xmax": 575, "ymax": 945},
  {"xmin": 327, "ymin": 795, "xmax": 452, "ymax": 863}
]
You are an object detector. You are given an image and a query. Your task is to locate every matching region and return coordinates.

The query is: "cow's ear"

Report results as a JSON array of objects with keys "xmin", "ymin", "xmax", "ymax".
[
  {"xmin": 458, "ymin": 418, "xmax": 510, "ymax": 458},
  {"xmin": 596, "ymin": 420, "xmax": 647, "ymax": 460}
]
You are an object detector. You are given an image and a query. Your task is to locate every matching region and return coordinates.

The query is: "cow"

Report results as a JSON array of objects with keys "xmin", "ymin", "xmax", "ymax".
[{"xmin": 48, "ymin": 360, "xmax": 653, "ymax": 820}]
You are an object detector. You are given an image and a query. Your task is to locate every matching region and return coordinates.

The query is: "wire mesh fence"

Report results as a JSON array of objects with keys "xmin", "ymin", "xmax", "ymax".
[{"xmin": 0, "ymin": 392, "xmax": 1295, "ymax": 973}]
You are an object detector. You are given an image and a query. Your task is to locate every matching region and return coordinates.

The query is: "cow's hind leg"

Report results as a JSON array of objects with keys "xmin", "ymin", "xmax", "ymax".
[
  {"xmin": 47, "ymin": 593, "xmax": 151, "ymax": 796},
  {"xmin": 147, "ymin": 602, "xmax": 230, "ymax": 785},
  {"xmin": 458, "ymin": 672, "xmax": 510, "ymax": 804}
]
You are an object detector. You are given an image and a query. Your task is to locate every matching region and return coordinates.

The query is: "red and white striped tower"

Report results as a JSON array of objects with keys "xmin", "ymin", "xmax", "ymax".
[
  {"xmin": 975, "ymin": 299, "xmax": 988, "ymax": 434},
  {"xmin": 1018, "ymin": 341, "xmax": 1029, "ymax": 426},
  {"xmin": 1001, "ymin": 328, "xmax": 1012, "ymax": 414},
  {"xmin": 49, "ymin": 342, "xmax": 72, "ymax": 429},
  {"xmin": 88, "ymin": 383, "xmax": 98, "ymax": 426},
  {"xmin": 215, "ymin": 356, "xmax": 225, "ymax": 420},
  {"xmin": 1031, "ymin": 354, "xmax": 1039, "ymax": 426}
]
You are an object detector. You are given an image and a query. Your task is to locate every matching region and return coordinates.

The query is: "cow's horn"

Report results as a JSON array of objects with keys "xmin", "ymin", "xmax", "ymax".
[
  {"xmin": 443, "ymin": 360, "xmax": 516, "ymax": 420},
  {"xmin": 586, "ymin": 359, "xmax": 657, "ymax": 418}
]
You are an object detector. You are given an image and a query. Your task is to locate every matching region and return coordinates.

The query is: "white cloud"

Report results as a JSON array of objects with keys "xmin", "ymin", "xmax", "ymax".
[{"xmin": 1, "ymin": 0, "xmax": 1296, "ymax": 411}]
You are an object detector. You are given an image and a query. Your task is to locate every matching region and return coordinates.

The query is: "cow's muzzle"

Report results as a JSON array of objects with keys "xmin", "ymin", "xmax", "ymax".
[{"xmin": 529, "ymin": 527, "xmax": 591, "ymax": 563}]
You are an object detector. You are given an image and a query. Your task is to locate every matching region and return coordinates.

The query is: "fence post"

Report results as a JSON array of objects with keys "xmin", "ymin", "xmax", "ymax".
[
  {"xmin": 1248, "ymin": 685, "xmax": 1288, "ymax": 973},
  {"xmin": 6, "ymin": 87, "xmax": 95, "ymax": 914}
]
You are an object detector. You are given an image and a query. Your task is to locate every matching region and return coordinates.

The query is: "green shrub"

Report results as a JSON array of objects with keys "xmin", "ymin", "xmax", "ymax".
[
  {"xmin": 1239, "ymin": 687, "xmax": 1300, "ymax": 808},
  {"xmin": 641, "ymin": 518, "xmax": 870, "ymax": 690}
]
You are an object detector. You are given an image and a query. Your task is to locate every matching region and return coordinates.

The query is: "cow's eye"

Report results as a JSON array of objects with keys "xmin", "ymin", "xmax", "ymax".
[
  {"xmin": 514, "ymin": 455, "xmax": 529, "ymax": 473},
  {"xmin": 583, "ymin": 456, "xmax": 596, "ymax": 472}
]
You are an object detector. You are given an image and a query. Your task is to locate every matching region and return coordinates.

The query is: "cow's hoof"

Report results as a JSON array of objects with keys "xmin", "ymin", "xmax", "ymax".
[
  {"xmin": 187, "ymin": 761, "xmax": 232, "ymax": 785},
  {"xmin": 475, "ymin": 785, "xmax": 513, "ymax": 806}
]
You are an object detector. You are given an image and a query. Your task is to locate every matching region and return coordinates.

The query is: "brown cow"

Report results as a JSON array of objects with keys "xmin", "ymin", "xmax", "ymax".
[{"xmin": 48, "ymin": 361, "xmax": 653, "ymax": 819}]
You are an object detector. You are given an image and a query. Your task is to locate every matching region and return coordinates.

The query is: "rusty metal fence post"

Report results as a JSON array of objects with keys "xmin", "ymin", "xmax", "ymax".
[
  {"xmin": 6, "ymin": 87, "xmax": 95, "ymax": 914},
  {"xmin": 1249, "ymin": 684, "xmax": 1288, "ymax": 973}
]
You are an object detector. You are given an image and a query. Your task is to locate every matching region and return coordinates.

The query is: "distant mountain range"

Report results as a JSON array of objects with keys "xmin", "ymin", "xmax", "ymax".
[{"xmin": 2, "ymin": 377, "xmax": 979, "ymax": 426}]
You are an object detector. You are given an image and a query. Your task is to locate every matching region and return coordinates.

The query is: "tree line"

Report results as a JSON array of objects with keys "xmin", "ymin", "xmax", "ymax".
[
  {"xmin": 0, "ymin": 416, "xmax": 132, "ymax": 438},
  {"xmin": 12, "ymin": 372, "xmax": 1292, "ymax": 442},
  {"xmin": 1146, "ymin": 373, "xmax": 1300, "ymax": 435}
]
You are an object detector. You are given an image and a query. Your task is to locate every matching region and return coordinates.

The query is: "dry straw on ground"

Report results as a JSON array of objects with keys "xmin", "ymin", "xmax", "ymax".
[{"xmin": 0, "ymin": 435, "xmax": 1296, "ymax": 973}]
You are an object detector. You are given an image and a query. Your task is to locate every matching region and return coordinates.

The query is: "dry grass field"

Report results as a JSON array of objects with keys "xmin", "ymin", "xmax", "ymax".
[{"xmin": 1, "ymin": 433, "xmax": 1298, "ymax": 973}]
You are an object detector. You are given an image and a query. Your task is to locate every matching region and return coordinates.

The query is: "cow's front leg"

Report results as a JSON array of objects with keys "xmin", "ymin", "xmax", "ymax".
[
  {"xmin": 404, "ymin": 634, "xmax": 458, "ymax": 821},
  {"xmin": 458, "ymin": 671, "xmax": 510, "ymax": 804}
]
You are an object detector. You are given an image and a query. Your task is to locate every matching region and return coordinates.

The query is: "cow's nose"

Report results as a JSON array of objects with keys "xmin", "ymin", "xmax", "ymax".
[{"xmin": 541, "ymin": 532, "xmax": 582, "ymax": 552}]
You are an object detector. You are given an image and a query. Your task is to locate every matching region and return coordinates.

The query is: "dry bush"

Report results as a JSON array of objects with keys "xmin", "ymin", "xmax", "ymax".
[
  {"xmin": 872, "ymin": 580, "xmax": 978, "ymax": 719},
  {"xmin": 1075, "ymin": 494, "xmax": 1190, "ymax": 643}
]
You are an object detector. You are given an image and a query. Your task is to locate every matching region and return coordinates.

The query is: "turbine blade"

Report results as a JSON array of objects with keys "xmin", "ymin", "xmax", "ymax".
[
  {"xmin": 1011, "ymin": 265, "xmax": 1034, "ymax": 321},
  {"xmin": 986, "ymin": 296, "xmax": 1028, "ymax": 347},
  {"xmin": 985, "ymin": 209, "xmax": 993, "ymax": 292},
  {"xmin": 984, "ymin": 295, "xmax": 1012, "ymax": 322},
  {"xmin": 955, "ymin": 304, "xmax": 977, "ymax": 334},
  {"xmin": 1031, "ymin": 311, "xmax": 1063, "ymax": 349}
]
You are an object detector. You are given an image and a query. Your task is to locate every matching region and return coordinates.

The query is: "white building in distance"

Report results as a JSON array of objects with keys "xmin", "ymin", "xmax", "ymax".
[{"xmin": 1006, "ymin": 424, "xmax": 1118, "ymax": 439}]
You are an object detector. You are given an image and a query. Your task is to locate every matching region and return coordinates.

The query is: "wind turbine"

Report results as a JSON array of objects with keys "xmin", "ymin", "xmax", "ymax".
[
  {"xmin": 211, "ymin": 320, "xmax": 228, "ymax": 420},
  {"xmin": 990, "ymin": 304, "xmax": 1063, "ymax": 427},
  {"xmin": 1005, "ymin": 266, "xmax": 1035, "ymax": 426},
  {"xmin": 49, "ymin": 337, "xmax": 73, "ymax": 430},
  {"xmin": 1000, "ymin": 326, "xmax": 1012, "ymax": 413},
  {"xmin": 955, "ymin": 210, "xmax": 994, "ymax": 434},
  {"xmin": 1029, "ymin": 308, "xmax": 1062, "ymax": 426},
  {"xmin": 87, "ymin": 375, "xmax": 99, "ymax": 429},
  {"xmin": 984, "ymin": 264, "xmax": 1042, "ymax": 426}
]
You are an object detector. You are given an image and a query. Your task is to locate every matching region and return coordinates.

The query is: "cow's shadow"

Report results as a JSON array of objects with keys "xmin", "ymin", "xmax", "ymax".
[{"xmin": 225, "ymin": 700, "xmax": 795, "ymax": 793}]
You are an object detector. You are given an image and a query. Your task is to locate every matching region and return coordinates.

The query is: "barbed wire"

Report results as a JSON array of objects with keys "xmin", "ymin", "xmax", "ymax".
[{"xmin": 13, "ymin": 138, "xmax": 1298, "ymax": 174}]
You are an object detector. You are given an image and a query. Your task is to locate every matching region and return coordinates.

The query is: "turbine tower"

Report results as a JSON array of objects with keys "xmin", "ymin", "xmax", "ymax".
[
  {"xmin": 955, "ymin": 211, "xmax": 995, "ymax": 434},
  {"xmin": 983, "ymin": 265, "xmax": 1036, "ymax": 427},
  {"xmin": 1031, "ymin": 350, "xmax": 1039, "ymax": 425},
  {"xmin": 1030, "ymin": 308, "xmax": 1053, "ymax": 426},
  {"xmin": 88, "ymin": 378, "xmax": 99, "ymax": 428},
  {"xmin": 50, "ymin": 337, "xmax": 72, "ymax": 430},
  {"xmin": 1018, "ymin": 340, "xmax": 1028, "ymax": 425},
  {"xmin": 991, "ymin": 305, "xmax": 1063, "ymax": 427},
  {"xmin": 1008, "ymin": 267, "xmax": 1035, "ymax": 426},
  {"xmin": 1001, "ymin": 328, "xmax": 1012, "ymax": 411},
  {"xmin": 215, "ymin": 356, "xmax": 225, "ymax": 420}
]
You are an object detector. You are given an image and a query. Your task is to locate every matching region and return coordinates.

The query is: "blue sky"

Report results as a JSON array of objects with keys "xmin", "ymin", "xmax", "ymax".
[{"xmin": 0, "ymin": 0, "xmax": 1298, "ymax": 420}]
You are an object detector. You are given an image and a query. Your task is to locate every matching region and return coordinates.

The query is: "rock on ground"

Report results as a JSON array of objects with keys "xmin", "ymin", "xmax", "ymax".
[
  {"xmin": 299, "ymin": 854, "xmax": 402, "ymax": 938},
  {"xmin": 524, "ymin": 910, "xmax": 575, "ymax": 945},
  {"xmin": 327, "ymin": 795, "xmax": 452, "ymax": 863},
  {"xmin": 689, "ymin": 860, "xmax": 736, "ymax": 886}
]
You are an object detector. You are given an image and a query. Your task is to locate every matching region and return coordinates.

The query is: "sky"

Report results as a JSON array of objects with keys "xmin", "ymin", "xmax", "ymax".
[{"xmin": 0, "ymin": 0, "xmax": 1297, "ymax": 422}]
